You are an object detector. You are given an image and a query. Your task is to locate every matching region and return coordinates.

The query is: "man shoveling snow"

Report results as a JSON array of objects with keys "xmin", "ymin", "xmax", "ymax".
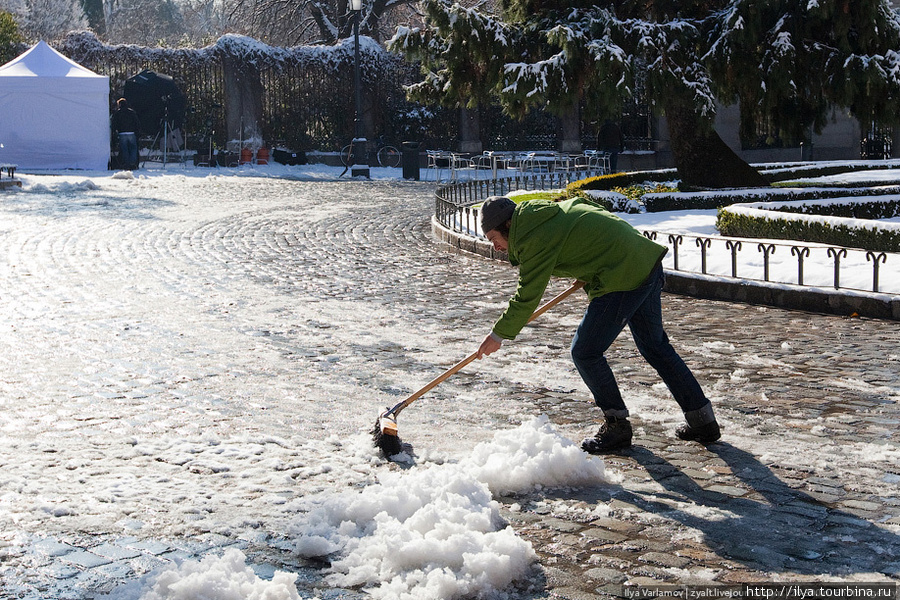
[{"xmin": 476, "ymin": 195, "xmax": 721, "ymax": 452}]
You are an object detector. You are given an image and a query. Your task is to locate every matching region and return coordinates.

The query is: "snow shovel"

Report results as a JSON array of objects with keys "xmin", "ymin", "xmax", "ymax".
[{"xmin": 373, "ymin": 280, "xmax": 585, "ymax": 457}]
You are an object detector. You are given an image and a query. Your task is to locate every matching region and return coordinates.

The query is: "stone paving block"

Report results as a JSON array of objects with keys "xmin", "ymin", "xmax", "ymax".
[
  {"xmin": 544, "ymin": 517, "xmax": 584, "ymax": 533},
  {"xmin": 705, "ymin": 483, "xmax": 750, "ymax": 497},
  {"xmin": 724, "ymin": 544, "xmax": 788, "ymax": 569},
  {"xmin": 781, "ymin": 500, "xmax": 828, "ymax": 519},
  {"xmin": 128, "ymin": 554, "xmax": 173, "ymax": 575},
  {"xmin": 639, "ymin": 551, "xmax": 691, "ymax": 569},
  {"xmin": 543, "ymin": 565, "xmax": 581, "ymax": 588},
  {"xmin": 841, "ymin": 499, "xmax": 882, "ymax": 512},
  {"xmin": 581, "ymin": 528, "xmax": 628, "ymax": 544},
  {"xmin": 94, "ymin": 561, "xmax": 135, "ymax": 579},
  {"xmin": 621, "ymin": 538, "xmax": 674, "ymax": 553},
  {"xmin": 806, "ymin": 484, "xmax": 846, "ymax": 499},
  {"xmin": 46, "ymin": 562, "xmax": 81, "ymax": 579},
  {"xmin": 717, "ymin": 569, "xmax": 771, "ymax": 584},
  {"xmin": 584, "ymin": 566, "xmax": 627, "ymax": 584},
  {"xmin": 553, "ymin": 533, "xmax": 583, "ymax": 549},
  {"xmin": 589, "ymin": 516, "xmax": 642, "ymax": 533},
  {"xmin": 608, "ymin": 499, "xmax": 641, "ymax": 512},
  {"xmin": 159, "ymin": 548, "xmax": 196, "ymax": 562},
  {"xmin": 675, "ymin": 548, "xmax": 720, "ymax": 564},
  {"xmin": 682, "ymin": 468, "xmax": 716, "ymax": 480},
  {"xmin": 827, "ymin": 513, "xmax": 872, "ymax": 527},
  {"xmin": 628, "ymin": 575, "xmax": 671, "ymax": 586},
  {"xmin": 548, "ymin": 587, "xmax": 603, "ymax": 600},
  {"xmin": 250, "ymin": 562, "xmax": 279, "ymax": 580},
  {"xmin": 123, "ymin": 540, "xmax": 172, "ymax": 555},
  {"xmin": 90, "ymin": 542, "xmax": 143, "ymax": 560},
  {"xmin": 785, "ymin": 547, "xmax": 823, "ymax": 560},
  {"xmin": 32, "ymin": 538, "xmax": 75, "ymax": 557},
  {"xmin": 60, "ymin": 550, "xmax": 112, "ymax": 568}
]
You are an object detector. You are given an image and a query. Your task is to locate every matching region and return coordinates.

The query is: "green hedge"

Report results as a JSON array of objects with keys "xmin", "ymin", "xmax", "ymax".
[
  {"xmin": 643, "ymin": 185, "xmax": 900, "ymax": 213},
  {"xmin": 759, "ymin": 163, "xmax": 884, "ymax": 184},
  {"xmin": 566, "ymin": 169, "xmax": 677, "ymax": 196},
  {"xmin": 566, "ymin": 164, "xmax": 900, "ymax": 251},
  {"xmin": 717, "ymin": 204, "xmax": 900, "ymax": 252}
]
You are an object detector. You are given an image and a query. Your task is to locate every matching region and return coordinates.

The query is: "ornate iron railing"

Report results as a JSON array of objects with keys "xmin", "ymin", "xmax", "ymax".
[
  {"xmin": 434, "ymin": 170, "xmax": 601, "ymax": 229},
  {"xmin": 435, "ymin": 180, "xmax": 899, "ymax": 295},
  {"xmin": 642, "ymin": 232, "xmax": 895, "ymax": 294}
]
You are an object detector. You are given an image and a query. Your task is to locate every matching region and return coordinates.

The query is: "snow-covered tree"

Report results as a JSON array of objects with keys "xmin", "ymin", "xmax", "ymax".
[
  {"xmin": 226, "ymin": 0, "xmax": 423, "ymax": 45},
  {"xmin": 391, "ymin": 0, "xmax": 900, "ymax": 188},
  {"xmin": 708, "ymin": 0, "xmax": 900, "ymax": 151},
  {"xmin": 2, "ymin": 0, "xmax": 87, "ymax": 41},
  {"xmin": 104, "ymin": 0, "xmax": 185, "ymax": 46},
  {"xmin": 179, "ymin": 0, "xmax": 229, "ymax": 46}
]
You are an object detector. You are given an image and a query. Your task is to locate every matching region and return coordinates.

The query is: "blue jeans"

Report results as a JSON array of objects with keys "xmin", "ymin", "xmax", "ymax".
[
  {"xmin": 571, "ymin": 264, "xmax": 710, "ymax": 420},
  {"xmin": 118, "ymin": 133, "xmax": 138, "ymax": 169}
]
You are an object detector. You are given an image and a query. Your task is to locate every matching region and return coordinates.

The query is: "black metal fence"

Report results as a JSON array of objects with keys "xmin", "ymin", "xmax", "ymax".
[
  {"xmin": 55, "ymin": 32, "xmax": 632, "ymax": 156},
  {"xmin": 434, "ymin": 170, "xmax": 601, "ymax": 233},
  {"xmin": 435, "ymin": 178, "xmax": 898, "ymax": 295}
]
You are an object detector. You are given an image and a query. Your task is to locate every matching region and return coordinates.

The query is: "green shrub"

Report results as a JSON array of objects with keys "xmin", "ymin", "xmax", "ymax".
[
  {"xmin": 716, "ymin": 205, "xmax": 900, "ymax": 252},
  {"xmin": 644, "ymin": 185, "xmax": 900, "ymax": 213},
  {"xmin": 0, "ymin": 11, "xmax": 23, "ymax": 65},
  {"xmin": 566, "ymin": 169, "xmax": 677, "ymax": 196}
]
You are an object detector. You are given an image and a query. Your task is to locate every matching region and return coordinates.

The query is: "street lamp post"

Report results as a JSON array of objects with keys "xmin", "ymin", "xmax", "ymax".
[{"xmin": 349, "ymin": 0, "xmax": 369, "ymax": 178}]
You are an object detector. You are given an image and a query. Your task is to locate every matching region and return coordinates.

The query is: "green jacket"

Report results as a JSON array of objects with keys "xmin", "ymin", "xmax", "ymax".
[{"xmin": 493, "ymin": 197, "xmax": 667, "ymax": 340}]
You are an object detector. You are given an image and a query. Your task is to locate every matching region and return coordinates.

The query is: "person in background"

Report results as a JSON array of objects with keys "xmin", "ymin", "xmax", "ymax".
[
  {"xmin": 476, "ymin": 195, "xmax": 721, "ymax": 453},
  {"xmin": 111, "ymin": 98, "xmax": 141, "ymax": 170},
  {"xmin": 597, "ymin": 118, "xmax": 625, "ymax": 173}
]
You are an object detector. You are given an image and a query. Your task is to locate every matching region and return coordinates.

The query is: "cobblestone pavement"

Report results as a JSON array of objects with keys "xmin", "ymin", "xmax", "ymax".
[{"xmin": 0, "ymin": 175, "xmax": 898, "ymax": 598}]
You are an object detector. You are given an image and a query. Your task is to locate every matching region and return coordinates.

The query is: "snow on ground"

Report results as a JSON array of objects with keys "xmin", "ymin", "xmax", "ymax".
[
  {"xmin": 97, "ymin": 416, "xmax": 609, "ymax": 600},
  {"xmin": 1, "ymin": 164, "xmax": 621, "ymax": 599},
  {"xmin": 2, "ymin": 162, "xmax": 898, "ymax": 599},
  {"xmin": 624, "ymin": 208, "xmax": 900, "ymax": 294},
  {"xmin": 99, "ymin": 549, "xmax": 305, "ymax": 600},
  {"xmin": 285, "ymin": 416, "xmax": 612, "ymax": 600}
]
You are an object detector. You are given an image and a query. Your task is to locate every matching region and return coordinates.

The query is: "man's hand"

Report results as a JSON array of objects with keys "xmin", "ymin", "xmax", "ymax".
[{"xmin": 477, "ymin": 333, "xmax": 502, "ymax": 359}]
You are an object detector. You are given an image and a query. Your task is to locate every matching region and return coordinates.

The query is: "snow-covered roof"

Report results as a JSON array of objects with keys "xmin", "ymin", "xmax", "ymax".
[{"xmin": 0, "ymin": 40, "xmax": 106, "ymax": 79}]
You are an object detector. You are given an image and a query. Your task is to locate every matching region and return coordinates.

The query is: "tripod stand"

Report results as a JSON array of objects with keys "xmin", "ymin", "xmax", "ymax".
[{"xmin": 144, "ymin": 96, "xmax": 185, "ymax": 167}]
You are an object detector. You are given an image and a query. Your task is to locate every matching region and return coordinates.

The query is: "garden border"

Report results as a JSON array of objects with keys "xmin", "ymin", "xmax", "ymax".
[{"xmin": 431, "ymin": 216, "xmax": 900, "ymax": 321}]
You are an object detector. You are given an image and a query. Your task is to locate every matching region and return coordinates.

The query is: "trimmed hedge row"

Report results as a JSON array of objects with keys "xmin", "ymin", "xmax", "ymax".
[
  {"xmin": 566, "ymin": 169, "xmax": 677, "ymax": 196},
  {"xmin": 566, "ymin": 164, "xmax": 900, "ymax": 252},
  {"xmin": 717, "ymin": 201, "xmax": 900, "ymax": 252},
  {"xmin": 642, "ymin": 185, "xmax": 900, "ymax": 213},
  {"xmin": 759, "ymin": 162, "xmax": 895, "ymax": 183}
]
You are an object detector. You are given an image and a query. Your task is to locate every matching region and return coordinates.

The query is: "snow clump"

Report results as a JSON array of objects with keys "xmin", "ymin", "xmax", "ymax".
[{"xmin": 289, "ymin": 414, "xmax": 613, "ymax": 599}]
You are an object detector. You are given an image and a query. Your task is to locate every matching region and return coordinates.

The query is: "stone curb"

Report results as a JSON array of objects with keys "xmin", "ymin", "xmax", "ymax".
[{"xmin": 432, "ymin": 216, "xmax": 900, "ymax": 321}]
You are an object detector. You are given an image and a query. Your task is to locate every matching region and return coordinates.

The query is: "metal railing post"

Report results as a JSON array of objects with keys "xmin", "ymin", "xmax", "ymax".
[{"xmin": 827, "ymin": 247, "xmax": 847, "ymax": 289}]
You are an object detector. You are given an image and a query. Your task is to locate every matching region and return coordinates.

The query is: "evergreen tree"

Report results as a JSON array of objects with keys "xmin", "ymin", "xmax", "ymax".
[
  {"xmin": 0, "ymin": 11, "xmax": 24, "ymax": 64},
  {"xmin": 390, "ymin": 0, "xmax": 900, "ymax": 189}
]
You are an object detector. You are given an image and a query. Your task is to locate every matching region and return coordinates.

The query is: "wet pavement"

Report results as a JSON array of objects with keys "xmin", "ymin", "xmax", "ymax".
[{"xmin": 0, "ymin": 175, "xmax": 898, "ymax": 598}]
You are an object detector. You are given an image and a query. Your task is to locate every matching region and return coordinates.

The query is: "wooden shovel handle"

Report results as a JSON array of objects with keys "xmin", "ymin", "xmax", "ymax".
[{"xmin": 390, "ymin": 280, "xmax": 585, "ymax": 415}]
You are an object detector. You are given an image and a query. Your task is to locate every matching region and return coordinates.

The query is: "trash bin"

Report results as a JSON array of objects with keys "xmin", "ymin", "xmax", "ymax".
[{"xmin": 402, "ymin": 141, "xmax": 420, "ymax": 180}]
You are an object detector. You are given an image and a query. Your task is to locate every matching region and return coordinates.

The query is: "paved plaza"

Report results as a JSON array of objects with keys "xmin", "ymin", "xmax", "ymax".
[{"xmin": 0, "ymin": 173, "xmax": 898, "ymax": 598}]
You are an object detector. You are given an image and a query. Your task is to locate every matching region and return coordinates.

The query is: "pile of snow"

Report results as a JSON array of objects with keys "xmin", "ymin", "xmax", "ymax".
[
  {"xmin": 288, "ymin": 415, "xmax": 610, "ymax": 599},
  {"xmin": 103, "ymin": 416, "xmax": 613, "ymax": 600},
  {"xmin": 102, "ymin": 549, "xmax": 303, "ymax": 600},
  {"xmin": 466, "ymin": 414, "xmax": 613, "ymax": 495}
]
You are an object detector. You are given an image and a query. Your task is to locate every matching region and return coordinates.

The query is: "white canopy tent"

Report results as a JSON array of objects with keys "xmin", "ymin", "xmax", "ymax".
[{"xmin": 0, "ymin": 41, "xmax": 110, "ymax": 170}]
